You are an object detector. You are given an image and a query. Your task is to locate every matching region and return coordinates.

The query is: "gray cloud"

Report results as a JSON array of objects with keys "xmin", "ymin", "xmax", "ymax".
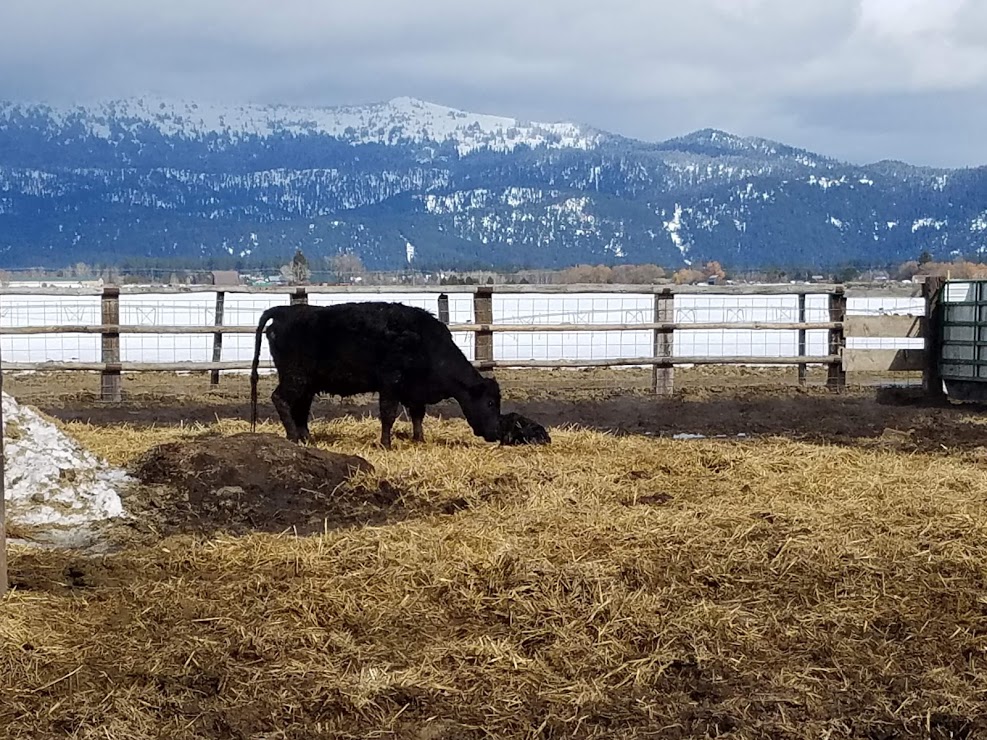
[{"xmin": 1, "ymin": 0, "xmax": 985, "ymax": 167}]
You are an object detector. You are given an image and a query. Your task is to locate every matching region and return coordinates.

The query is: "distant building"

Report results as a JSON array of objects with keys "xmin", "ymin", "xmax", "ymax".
[{"xmin": 210, "ymin": 270, "xmax": 240, "ymax": 286}]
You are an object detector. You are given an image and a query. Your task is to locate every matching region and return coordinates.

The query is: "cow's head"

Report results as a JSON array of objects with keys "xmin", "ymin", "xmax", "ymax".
[
  {"xmin": 498, "ymin": 412, "xmax": 551, "ymax": 446},
  {"xmin": 461, "ymin": 376, "xmax": 502, "ymax": 442}
]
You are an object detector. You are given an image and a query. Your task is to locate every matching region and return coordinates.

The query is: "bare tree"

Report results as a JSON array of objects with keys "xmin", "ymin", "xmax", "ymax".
[
  {"xmin": 559, "ymin": 264, "xmax": 614, "ymax": 283},
  {"xmin": 703, "ymin": 261, "xmax": 726, "ymax": 281},
  {"xmin": 673, "ymin": 268, "xmax": 705, "ymax": 285},
  {"xmin": 611, "ymin": 264, "xmax": 666, "ymax": 284},
  {"xmin": 327, "ymin": 252, "xmax": 365, "ymax": 282}
]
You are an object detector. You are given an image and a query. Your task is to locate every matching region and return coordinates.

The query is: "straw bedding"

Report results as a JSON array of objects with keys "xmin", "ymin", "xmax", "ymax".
[{"xmin": 3, "ymin": 416, "xmax": 987, "ymax": 738}]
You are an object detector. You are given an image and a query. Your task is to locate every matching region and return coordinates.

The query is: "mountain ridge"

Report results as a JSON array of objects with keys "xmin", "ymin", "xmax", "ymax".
[{"xmin": 0, "ymin": 95, "xmax": 984, "ymax": 271}]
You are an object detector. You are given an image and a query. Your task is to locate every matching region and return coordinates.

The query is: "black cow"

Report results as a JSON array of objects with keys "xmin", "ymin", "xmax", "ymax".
[
  {"xmin": 250, "ymin": 302, "xmax": 502, "ymax": 448},
  {"xmin": 498, "ymin": 412, "xmax": 551, "ymax": 446}
]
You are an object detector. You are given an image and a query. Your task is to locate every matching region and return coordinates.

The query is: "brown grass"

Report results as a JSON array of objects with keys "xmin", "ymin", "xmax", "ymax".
[{"xmin": 3, "ymin": 416, "xmax": 987, "ymax": 738}]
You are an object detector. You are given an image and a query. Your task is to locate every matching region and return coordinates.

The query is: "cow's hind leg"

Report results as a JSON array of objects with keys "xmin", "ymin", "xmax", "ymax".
[
  {"xmin": 379, "ymin": 393, "xmax": 400, "ymax": 450},
  {"xmin": 407, "ymin": 403, "xmax": 426, "ymax": 444},
  {"xmin": 271, "ymin": 380, "xmax": 305, "ymax": 442},
  {"xmin": 290, "ymin": 391, "xmax": 315, "ymax": 443}
]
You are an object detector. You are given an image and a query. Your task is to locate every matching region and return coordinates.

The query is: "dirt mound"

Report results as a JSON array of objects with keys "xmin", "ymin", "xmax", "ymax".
[{"xmin": 126, "ymin": 433, "xmax": 390, "ymax": 536}]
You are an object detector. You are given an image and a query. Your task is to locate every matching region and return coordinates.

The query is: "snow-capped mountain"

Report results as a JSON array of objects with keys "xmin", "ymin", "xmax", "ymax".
[
  {"xmin": 0, "ymin": 96, "xmax": 601, "ymax": 156},
  {"xmin": 0, "ymin": 96, "xmax": 984, "ymax": 271}
]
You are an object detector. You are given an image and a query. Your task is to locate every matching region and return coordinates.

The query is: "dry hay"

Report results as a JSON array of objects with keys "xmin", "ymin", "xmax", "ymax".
[{"xmin": 3, "ymin": 416, "xmax": 987, "ymax": 738}]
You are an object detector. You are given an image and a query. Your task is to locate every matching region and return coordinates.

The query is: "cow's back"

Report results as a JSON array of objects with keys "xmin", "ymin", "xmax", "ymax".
[{"xmin": 266, "ymin": 302, "xmax": 457, "ymax": 397}]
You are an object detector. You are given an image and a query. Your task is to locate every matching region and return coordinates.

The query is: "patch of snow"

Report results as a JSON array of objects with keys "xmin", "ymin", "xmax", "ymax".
[
  {"xmin": 663, "ymin": 203, "xmax": 690, "ymax": 260},
  {"xmin": 808, "ymin": 174, "xmax": 846, "ymax": 189},
  {"xmin": 971, "ymin": 212, "xmax": 987, "ymax": 232},
  {"xmin": 912, "ymin": 217, "xmax": 947, "ymax": 233},
  {"xmin": 547, "ymin": 196, "xmax": 594, "ymax": 223},
  {"xmin": 828, "ymin": 216, "xmax": 844, "ymax": 229},
  {"xmin": 405, "ymin": 241, "xmax": 416, "ymax": 263},
  {"xmin": 3, "ymin": 391, "xmax": 129, "ymax": 527}
]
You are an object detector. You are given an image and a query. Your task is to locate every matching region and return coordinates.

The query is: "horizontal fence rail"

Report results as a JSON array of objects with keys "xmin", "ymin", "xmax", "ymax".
[
  {"xmin": 0, "ymin": 282, "xmax": 935, "ymax": 401},
  {"xmin": 0, "ymin": 282, "xmax": 925, "ymax": 297},
  {"xmin": 0, "ymin": 356, "xmax": 845, "ymax": 373},
  {"xmin": 0, "ymin": 321, "xmax": 845, "ymax": 335}
]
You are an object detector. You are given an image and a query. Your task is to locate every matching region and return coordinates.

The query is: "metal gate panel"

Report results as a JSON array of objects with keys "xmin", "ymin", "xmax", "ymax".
[{"xmin": 940, "ymin": 280, "xmax": 987, "ymax": 400}]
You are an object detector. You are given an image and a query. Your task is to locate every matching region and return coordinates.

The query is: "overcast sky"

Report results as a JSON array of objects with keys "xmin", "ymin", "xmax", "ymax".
[{"xmin": 1, "ymin": 0, "xmax": 985, "ymax": 168}]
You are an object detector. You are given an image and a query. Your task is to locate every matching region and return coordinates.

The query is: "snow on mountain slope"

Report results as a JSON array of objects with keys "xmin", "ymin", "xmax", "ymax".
[{"xmin": 0, "ymin": 96, "xmax": 602, "ymax": 155}]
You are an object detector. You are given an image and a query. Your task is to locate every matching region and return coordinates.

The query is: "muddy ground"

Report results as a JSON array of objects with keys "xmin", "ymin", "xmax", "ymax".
[{"xmin": 6, "ymin": 366, "xmax": 984, "ymax": 455}]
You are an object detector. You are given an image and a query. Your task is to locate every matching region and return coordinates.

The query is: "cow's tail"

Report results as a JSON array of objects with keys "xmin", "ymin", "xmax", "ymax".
[{"xmin": 250, "ymin": 306, "xmax": 283, "ymax": 432}]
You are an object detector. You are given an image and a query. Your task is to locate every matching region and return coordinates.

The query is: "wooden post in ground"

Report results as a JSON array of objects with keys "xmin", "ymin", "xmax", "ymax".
[
  {"xmin": 210, "ymin": 291, "xmax": 225, "ymax": 385},
  {"xmin": 100, "ymin": 285, "xmax": 121, "ymax": 402},
  {"xmin": 797, "ymin": 294, "xmax": 807, "ymax": 386},
  {"xmin": 437, "ymin": 293, "xmax": 450, "ymax": 325},
  {"xmin": 290, "ymin": 287, "xmax": 308, "ymax": 306},
  {"xmin": 1, "ymin": 332, "xmax": 7, "ymax": 596},
  {"xmin": 651, "ymin": 289, "xmax": 674, "ymax": 396},
  {"xmin": 923, "ymin": 276, "xmax": 946, "ymax": 401},
  {"xmin": 827, "ymin": 287, "xmax": 847, "ymax": 391},
  {"xmin": 474, "ymin": 287, "xmax": 494, "ymax": 371}
]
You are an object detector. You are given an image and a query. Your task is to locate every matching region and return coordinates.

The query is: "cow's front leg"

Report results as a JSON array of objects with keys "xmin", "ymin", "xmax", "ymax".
[{"xmin": 379, "ymin": 394, "xmax": 400, "ymax": 449}]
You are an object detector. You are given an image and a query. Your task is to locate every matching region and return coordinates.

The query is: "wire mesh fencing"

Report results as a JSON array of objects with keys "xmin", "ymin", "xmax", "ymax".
[{"xmin": 0, "ymin": 286, "xmax": 927, "ymax": 395}]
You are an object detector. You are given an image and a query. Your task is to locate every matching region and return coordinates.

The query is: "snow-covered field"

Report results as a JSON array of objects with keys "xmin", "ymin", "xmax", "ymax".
[{"xmin": 0, "ymin": 290, "xmax": 924, "ymax": 367}]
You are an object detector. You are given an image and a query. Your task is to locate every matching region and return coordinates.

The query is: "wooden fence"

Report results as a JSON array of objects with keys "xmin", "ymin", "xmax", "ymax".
[{"xmin": 0, "ymin": 281, "xmax": 940, "ymax": 401}]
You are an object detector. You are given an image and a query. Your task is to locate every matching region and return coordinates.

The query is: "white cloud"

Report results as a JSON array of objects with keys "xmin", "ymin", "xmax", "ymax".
[{"xmin": 0, "ymin": 0, "xmax": 985, "ymax": 166}]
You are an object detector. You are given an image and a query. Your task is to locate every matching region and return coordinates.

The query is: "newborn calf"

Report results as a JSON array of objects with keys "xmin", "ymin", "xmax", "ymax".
[{"xmin": 498, "ymin": 412, "xmax": 551, "ymax": 446}]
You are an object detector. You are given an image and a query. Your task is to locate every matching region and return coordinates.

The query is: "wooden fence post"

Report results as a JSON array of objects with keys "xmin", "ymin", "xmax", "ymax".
[
  {"xmin": 923, "ymin": 276, "xmax": 946, "ymax": 401},
  {"xmin": 1, "ymin": 332, "xmax": 7, "ymax": 596},
  {"xmin": 100, "ymin": 285, "xmax": 121, "ymax": 402},
  {"xmin": 827, "ymin": 287, "xmax": 847, "ymax": 391},
  {"xmin": 652, "ymin": 289, "xmax": 674, "ymax": 396},
  {"xmin": 210, "ymin": 291, "xmax": 225, "ymax": 385},
  {"xmin": 437, "ymin": 293, "xmax": 450, "ymax": 325},
  {"xmin": 797, "ymin": 293, "xmax": 807, "ymax": 386},
  {"xmin": 474, "ymin": 287, "xmax": 494, "ymax": 370},
  {"xmin": 290, "ymin": 287, "xmax": 308, "ymax": 306}
]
